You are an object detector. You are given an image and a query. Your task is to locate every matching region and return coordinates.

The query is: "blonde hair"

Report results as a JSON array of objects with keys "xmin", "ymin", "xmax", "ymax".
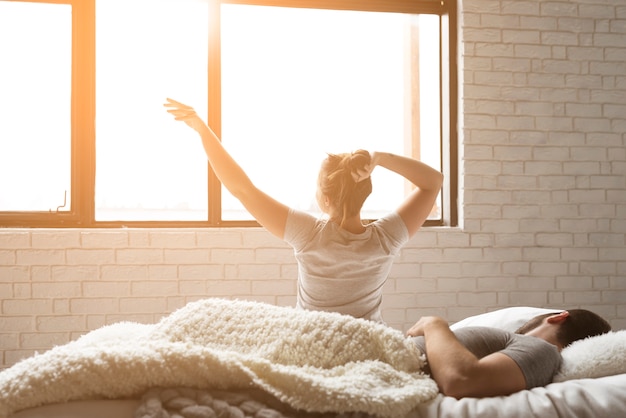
[{"xmin": 317, "ymin": 149, "xmax": 372, "ymax": 228}]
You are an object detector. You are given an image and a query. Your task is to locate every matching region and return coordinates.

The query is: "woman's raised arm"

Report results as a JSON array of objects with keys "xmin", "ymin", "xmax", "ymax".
[{"xmin": 164, "ymin": 98, "xmax": 289, "ymax": 238}]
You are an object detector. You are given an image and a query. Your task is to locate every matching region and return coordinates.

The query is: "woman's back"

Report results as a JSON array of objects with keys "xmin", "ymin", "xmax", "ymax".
[{"xmin": 285, "ymin": 209, "xmax": 409, "ymax": 322}]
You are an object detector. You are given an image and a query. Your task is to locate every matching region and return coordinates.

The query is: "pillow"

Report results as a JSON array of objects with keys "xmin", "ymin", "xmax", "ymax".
[
  {"xmin": 450, "ymin": 306, "xmax": 560, "ymax": 333},
  {"xmin": 553, "ymin": 330, "xmax": 626, "ymax": 382}
]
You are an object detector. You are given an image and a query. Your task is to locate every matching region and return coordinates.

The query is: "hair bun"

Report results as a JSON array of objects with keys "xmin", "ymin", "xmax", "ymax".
[{"xmin": 349, "ymin": 150, "xmax": 370, "ymax": 170}]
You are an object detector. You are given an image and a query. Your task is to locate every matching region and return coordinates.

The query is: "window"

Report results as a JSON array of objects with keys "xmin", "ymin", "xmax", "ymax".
[
  {"xmin": 0, "ymin": 1, "xmax": 72, "ymax": 212},
  {"xmin": 0, "ymin": 0, "xmax": 457, "ymax": 228}
]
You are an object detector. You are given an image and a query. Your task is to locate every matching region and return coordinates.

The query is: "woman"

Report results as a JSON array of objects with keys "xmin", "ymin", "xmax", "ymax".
[{"xmin": 165, "ymin": 98, "xmax": 443, "ymax": 323}]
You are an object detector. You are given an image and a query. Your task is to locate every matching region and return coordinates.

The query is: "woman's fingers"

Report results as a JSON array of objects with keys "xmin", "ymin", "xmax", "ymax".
[
  {"xmin": 163, "ymin": 98, "xmax": 198, "ymax": 120},
  {"xmin": 164, "ymin": 99, "xmax": 196, "ymax": 115},
  {"xmin": 164, "ymin": 98, "xmax": 190, "ymax": 109},
  {"xmin": 352, "ymin": 166, "xmax": 372, "ymax": 183}
]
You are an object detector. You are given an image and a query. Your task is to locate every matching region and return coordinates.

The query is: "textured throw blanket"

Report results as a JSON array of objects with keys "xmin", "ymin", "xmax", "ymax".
[{"xmin": 0, "ymin": 298, "xmax": 438, "ymax": 418}]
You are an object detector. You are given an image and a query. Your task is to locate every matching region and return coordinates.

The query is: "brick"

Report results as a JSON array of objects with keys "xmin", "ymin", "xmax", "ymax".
[
  {"xmin": 458, "ymin": 292, "xmax": 498, "ymax": 306},
  {"xmin": 131, "ymin": 281, "xmax": 177, "ymax": 296},
  {"xmin": 20, "ymin": 332, "xmax": 69, "ymax": 349},
  {"xmin": 579, "ymin": 4, "xmax": 616, "ymax": 19},
  {"xmin": 236, "ymin": 264, "xmax": 281, "ymax": 279},
  {"xmin": 116, "ymin": 249, "xmax": 163, "ymax": 264},
  {"xmin": 51, "ymin": 266, "xmax": 99, "ymax": 281},
  {"xmin": 541, "ymin": 2, "xmax": 579, "ymax": 17},
  {"xmin": 119, "ymin": 298, "xmax": 167, "ymax": 313},
  {"xmin": 16, "ymin": 250, "xmax": 65, "ymax": 265},
  {"xmin": 2, "ymin": 299, "xmax": 53, "ymax": 315},
  {"xmin": 421, "ymin": 263, "xmax": 463, "ymax": 278},
  {"xmin": 210, "ymin": 248, "xmax": 255, "ymax": 264},
  {"xmin": 251, "ymin": 280, "xmax": 295, "ymax": 296},
  {"xmin": 556, "ymin": 276, "xmax": 594, "ymax": 289},
  {"xmin": 0, "ymin": 316, "xmax": 34, "ymax": 332},
  {"xmin": 178, "ymin": 264, "xmax": 223, "ymax": 280},
  {"xmin": 255, "ymin": 248, "xmax": 295, "ymax": 263},
  {"xmin": 32, "ymin": 282, "xmax": 81, "ymax": 298},
  {"xmin": 197, "ymin": 230, "xmax": 243, "ymax": 247},
  {"xmin": 205, "ymin": 280, "xmax": 250, "ymax": 296},
  {"xmin": 415, "ymin": 292, "xmax": 457, "ymax": 308},
  {"xmin": 5, "ymin": 350, "xmax": 37, "ymax": 366},
  {"xmin": 395, "ymin": 278, "xmax": 438, "ymax": 292},
  {"xmin": 83, "ymin": 281, "xmax": 130, "ymax": 297},
  {"xmin": 179, "ymin": 280, "xmax": 207, "ymax": 295},
  {"xmin": 31, "ymin": 231, "xmax": 80, "ymax": 249},
  {"xmin": 564, "ymin": 291, "xmax": 602, "ymax": 304},
  {"xmin": 0, "ymin": 232, "xmax": 30, "ymax": 249},
  {"xmin": 437, "ymin": 278, "xmax": 476, "ymax": 291},
  {"xmin": 508, "ymin": 292, "xmax": 549, "ymax": 306},
  {"xmin": 81, "ymin": 231, "xmax": 128, "ymax": 248},
  {"xmin": 36, "ymin": 315, "xmax": 85, "ymax": 332},
  {"xmin": 164, "ymin": 249, "xmax": 210, "ymax": 264},
  {"xmin": 149, "ymin": 231, "xmax": 196, "ymax": 248},
  {"xmin": 504, "ymin": 29, "xmax": 540, "ymax": 44},
  {"xmin": 101, "ymin": 265, "xmax": 148, "ymax": 280},
  {"xmin": 66, "ymin": 249, "xmax": 116, "ymax": 265},
  {"xmin": 464, "ymin": 28, "xmax": 502, "ymax": 42},
  {"xmin": 0, "ymin": 266, "xmax": 29, "ymax": 281}
]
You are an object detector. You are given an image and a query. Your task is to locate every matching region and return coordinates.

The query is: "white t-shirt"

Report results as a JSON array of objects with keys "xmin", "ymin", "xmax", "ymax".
[{"xmin": 283, "ymin": 208, "xmax": 409, "ymax": 322}]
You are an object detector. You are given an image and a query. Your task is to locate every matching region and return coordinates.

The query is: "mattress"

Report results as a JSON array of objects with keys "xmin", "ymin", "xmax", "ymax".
[{"xmin": 11, "ymin": 374, "xmax": 626, "ymax": 418}]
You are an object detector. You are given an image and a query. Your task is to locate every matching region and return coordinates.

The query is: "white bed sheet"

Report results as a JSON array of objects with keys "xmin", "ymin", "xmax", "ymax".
[
  {"xmin": 11, "ymin": 374, "xmax": 626, "ymax": 418},
  {"xmin": 410, "ymin": 374, "xmax": 626, "ymax": 418}
]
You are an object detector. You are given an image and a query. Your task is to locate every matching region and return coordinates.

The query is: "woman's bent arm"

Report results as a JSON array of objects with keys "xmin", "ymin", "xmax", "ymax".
[{"xmin": 372, "ymin": 152, "xmax": 443, "ymax": 237}]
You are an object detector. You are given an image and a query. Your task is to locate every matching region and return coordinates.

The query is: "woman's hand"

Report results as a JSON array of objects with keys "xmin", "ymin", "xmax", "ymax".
[
  {"xmin": 351, "ymin": 151, "xmax": 378, "ymax": 183},
  {"xmin": 164, "ymin": 98, "xmax": 209, "ymax": 135},
  {"xmin": 351, "ymin": 164, "xmax": 372, "ymax": 183}
]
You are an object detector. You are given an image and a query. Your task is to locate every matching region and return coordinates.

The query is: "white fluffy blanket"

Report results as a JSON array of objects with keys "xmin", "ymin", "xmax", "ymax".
[{"xmin": 0, "ymin": 298, "xmax": 438, "ymax": 418}]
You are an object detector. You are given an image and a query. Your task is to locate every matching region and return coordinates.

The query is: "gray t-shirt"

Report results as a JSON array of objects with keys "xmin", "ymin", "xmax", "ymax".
[
  {"xmin": 412, "ymin": 326, "xmax": 562, "ymax": 389},
  {"xmin": 283, "ymin": 209, "xmax": 409, "ymax": 322}
]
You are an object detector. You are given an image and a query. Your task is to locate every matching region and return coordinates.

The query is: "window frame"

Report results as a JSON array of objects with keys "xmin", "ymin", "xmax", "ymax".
[{"xmin": 0, "ymin": 0, "xmax": 457, "ymax": 228}]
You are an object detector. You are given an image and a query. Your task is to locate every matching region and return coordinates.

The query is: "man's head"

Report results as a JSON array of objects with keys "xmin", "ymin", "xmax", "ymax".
[{"xmin": 515, "ymin": 309, "xmax": 611, "ymax": 349}]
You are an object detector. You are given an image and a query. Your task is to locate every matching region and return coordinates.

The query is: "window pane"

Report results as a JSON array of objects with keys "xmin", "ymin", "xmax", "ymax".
[
  {"xmin": 0, "ymin": 2, "xmax": 71, "ymax": 212},
  {"xmin": 95, "ymin": 0, "xmax": 209, "ymax": 221},
  {"xmin": 220, "ymin": 5, "xmax": 441, "ymax": 221}
]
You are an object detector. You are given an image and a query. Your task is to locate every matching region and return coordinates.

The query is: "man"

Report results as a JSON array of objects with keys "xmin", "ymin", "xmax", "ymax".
[{"xmin": 407, "ymin": 309, "xmax": 611, "ymax": 399}]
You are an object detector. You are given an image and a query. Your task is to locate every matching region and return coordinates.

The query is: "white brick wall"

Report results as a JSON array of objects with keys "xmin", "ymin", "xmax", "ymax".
[{"xmin": 1, "ymin": 0, "xmax": 626, "ymax": 369}]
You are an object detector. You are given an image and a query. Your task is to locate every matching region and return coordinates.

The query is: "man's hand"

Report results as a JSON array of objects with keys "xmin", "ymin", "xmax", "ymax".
[{"xmin": 406, "ymin": 316, "xmax": 448, "ymax": 337}]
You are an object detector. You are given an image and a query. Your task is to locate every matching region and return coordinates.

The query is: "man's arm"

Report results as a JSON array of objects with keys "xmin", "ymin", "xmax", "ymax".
[{"xmin": 407, "ymin": 317, "xmax": 527, "ymax": 399}]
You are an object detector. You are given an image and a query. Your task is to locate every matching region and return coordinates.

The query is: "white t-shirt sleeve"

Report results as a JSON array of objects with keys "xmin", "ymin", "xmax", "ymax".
[{"xmin": 283, "ymin": 208, "xmax": 319, "ymax": 251}]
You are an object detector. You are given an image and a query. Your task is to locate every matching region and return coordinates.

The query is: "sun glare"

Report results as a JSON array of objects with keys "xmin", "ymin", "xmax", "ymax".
[{"xmin": 1, "ymin": 0, "xmax": 441, "ymax": 221}]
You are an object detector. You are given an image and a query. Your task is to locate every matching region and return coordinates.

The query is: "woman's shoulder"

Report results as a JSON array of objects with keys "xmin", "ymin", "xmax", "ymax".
[
  {"xmin": 284, "ymin": 208, "xmax": 328, "ymax": 247},
  {"xmin": 370, "ymin": 211, "xmax": 407, "ymax": 233}
]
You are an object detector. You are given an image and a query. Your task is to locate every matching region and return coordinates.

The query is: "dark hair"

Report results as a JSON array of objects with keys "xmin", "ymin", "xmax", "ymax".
[
  {"xmin": 556, "ymin": 309, "xmax": 611, "ymax": 347},
  {"xmin": 318, "ymin": 149, "xmax": 372, "ymax": 227},
  {"xmin": 516, "ymin": 309, "xmax": 611, "ymax": 348}
]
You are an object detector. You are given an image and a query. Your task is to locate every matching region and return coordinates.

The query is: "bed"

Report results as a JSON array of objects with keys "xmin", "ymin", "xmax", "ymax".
[{"xmin": 2, "ymin": 299, "xmax": 626, "ymax": 418}]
